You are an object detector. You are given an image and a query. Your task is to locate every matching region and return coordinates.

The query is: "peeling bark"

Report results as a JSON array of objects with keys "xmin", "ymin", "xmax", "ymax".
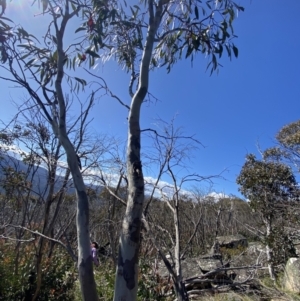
[{"xmin": 113, "ymin": 1, "xmax": 168, "ymax": 300}]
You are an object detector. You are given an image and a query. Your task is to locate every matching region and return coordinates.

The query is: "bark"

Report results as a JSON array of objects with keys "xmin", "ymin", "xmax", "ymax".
[
  {"xmin": 51, "ymin": 4, "xmax": 98, "ymax": 300},
  {"xmin": 264, "ymin": 216, "xmax": 276, "ymax": 281},
  {"xmin": 174, "ymin": 205, "xmax": 187, "ymax": 301},
  {"xmin": 66, "ymin": 144, "xmax": 98, "ymax": 301},
  {"xmin": 169, "ymin": 166, "xmax": 188, "ymax": 301},
  {"xmin": 113, "ymin": 1, "xmax": 167, "ymax": 300},
  {"xmin": 54, "ymin": 72, "xmax": 98, "ymax": 301}
]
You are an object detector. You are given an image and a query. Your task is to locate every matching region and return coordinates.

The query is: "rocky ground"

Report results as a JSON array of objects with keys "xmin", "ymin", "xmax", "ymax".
[{"xmin": 156, "ymin": 235, "xmax": 300, "ymax": 301}]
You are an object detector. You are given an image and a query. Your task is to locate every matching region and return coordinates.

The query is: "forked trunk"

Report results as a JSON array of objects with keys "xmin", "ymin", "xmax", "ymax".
[{"xmin": 113, "ymin": 2, "xmax": 167, "ymax": 300}]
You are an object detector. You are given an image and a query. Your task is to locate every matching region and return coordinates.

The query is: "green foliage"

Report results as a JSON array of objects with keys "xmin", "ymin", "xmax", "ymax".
[
  {"xmin": 264, "ymin": 120, "xmax": 300, "ymax": 174},
  {"xmin": 237, "ymin": 154, "xmax": 297, "ymax": 213},
  {"xmin": 73, "ymin": 262, "xmax": 116, "ymax": 301},
  {"xmin": 277, "ymin": 120, "xmax": 300, "ymax": 147},
  {"xmin": 265, "ymin": 227, "xmax": 297, "ymax": 266},
  {"xmin": 94, "ymin": 263, "xmax": 115, "ymax": 300},
  {"xmin": 38, "ymin": 251, "xmax": 77, "ymax": 301},
  {"xmin": 237, "ymin": 153, "xmax": 300, "ymax": 270},
  {"xmin": 0, "ymin": 14, "xmax": 87, "ymax": 92},
  {"xmin": 0, "ymin": 244, "xmax": 33, "ymax": 300},
  {"xmin": 73, "ymin": 260, "xmax": 171, "ymax": 301},
  {"xmin": 0, "ymin": 243, "xmax": 76, "ymax": 301},
  {"xmin": 77, "ymin": 0, "xmax": 244, "ymax": 75}
]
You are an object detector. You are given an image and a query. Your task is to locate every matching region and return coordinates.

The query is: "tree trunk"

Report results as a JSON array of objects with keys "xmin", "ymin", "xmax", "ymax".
[
  {"xmin": 264, "ymin": 216, "xmax": 276, "ymax": 281},
  {"xmin": 53, "ymin": 11, "xmax": 99, "ymax": 300},
  {"xmin": 62, "ymin": 138, "xmax": 99, "ymax": 301},
  {"xmin": 113, "ymin": 2, "xmax": 166, "ymax": 300},
  {"xmin": 113, "ymin": 102, "xmax": 144, "ymax": 300},
  {"xmin": 174, "ymin": 205, "xmax": 187, "ymax": 301}
]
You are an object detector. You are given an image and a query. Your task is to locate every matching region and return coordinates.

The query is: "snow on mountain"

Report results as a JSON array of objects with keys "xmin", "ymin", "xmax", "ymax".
[{"xmin": 0, "ymin": 144, "xmax": 228, "ymax": 200}]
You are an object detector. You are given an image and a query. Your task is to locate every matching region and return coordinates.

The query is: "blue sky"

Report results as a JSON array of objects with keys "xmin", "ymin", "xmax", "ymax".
[{"xmin": 1, "ymin": 0, "xmax": 300, "ymax": 198}]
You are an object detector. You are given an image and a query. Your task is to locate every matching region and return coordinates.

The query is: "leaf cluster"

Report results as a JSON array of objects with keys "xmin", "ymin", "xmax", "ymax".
[
  {"xmin": 75, "ymin": 0, "xmax": 244, "ymax": 77},
  {"xmin": 237, "ymin": 154, "xmax": 298, "ymax": 212}
]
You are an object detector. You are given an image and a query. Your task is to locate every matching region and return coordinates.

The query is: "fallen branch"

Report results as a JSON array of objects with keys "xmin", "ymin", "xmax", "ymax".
[
  {"xmin": 185, "ymin": 264, "xmax": 263, "ymax": 283},
  {"xmin": 187, "ymin": 286, "xmax": 230, "ymax": 295}
]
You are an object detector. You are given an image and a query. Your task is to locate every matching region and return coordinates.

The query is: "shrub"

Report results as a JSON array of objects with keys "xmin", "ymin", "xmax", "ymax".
[{"xmin": 0, "ymin": 242, "xmax": 76, "ymax": 301}]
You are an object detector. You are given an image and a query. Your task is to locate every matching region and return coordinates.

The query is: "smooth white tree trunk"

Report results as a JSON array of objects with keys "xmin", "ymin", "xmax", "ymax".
[
  {"xmin": 264, "ymin": 219, "xmax": 276, "ymax": 281},
  {"xmin": 52, "ymin": 8, "xmax": 99, "ymax": 300},
  {"xmin": 113, "ymin": 1, "xmax": 167, "ymax": 300}
]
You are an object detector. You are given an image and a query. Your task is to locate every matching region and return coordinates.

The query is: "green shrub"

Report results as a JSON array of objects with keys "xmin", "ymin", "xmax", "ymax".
[
  {"xmin": 0, "ymin": 243, "xmax": 34, "ymax": 300},
  {"xmin": 73, "ymin": 261, "xmax": 115, "ymax": 301},
  {"xmin": 38, "ymin": 250, "xmax": 77, "ymax": 301},
  {"xmin": 73, "ymin": 259, "xmax": 171, "ymax": 301},
  {"xmin": 0, "ymin": 243, "xmax": 76, "ymax": 301}
]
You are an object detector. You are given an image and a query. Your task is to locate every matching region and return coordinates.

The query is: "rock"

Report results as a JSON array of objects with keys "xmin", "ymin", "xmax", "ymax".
[
  {"xmin": 283, "ymin": 257, "xmax": 300, "ymax": 292},
  {"xmin": 157, "ymin": 257, "xmax": 202, "ymax": 279},
  {"xmin": 181, "ymin": 258, "xmax": 203, "ymax": 278},
  {"xmin": 293, "ymin": 240, "xmax": 300, "ymax": 256},
  {"xmin": 216, "ymin": 234, "xmax": 248, "ymax": 249},
  {"xmin": 247, "ymin": 242, "xmax": 265, "ymax": 255},
  {"xmin": 157, "ymin": 256, "xmax": 224, "ymax": 279},
  {"xmin": 196, "ymin": 256, "xmax": 224, "ymax": 274}
]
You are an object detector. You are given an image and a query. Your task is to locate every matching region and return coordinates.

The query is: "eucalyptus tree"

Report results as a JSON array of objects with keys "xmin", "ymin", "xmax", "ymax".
[
  {"xmin": 1, "ymin": 0, "xmax": 245, "ymax": 299},
  {"xmin": 262, "ymin": 120, "xmax": 300, "ymax": 256},
  {"xmin": 237, "ymin": 154, "xmax": 298, "ymax": 280},
  {"xmin": 0, "ymin": 1, "xmax": 107, "ymax": 298},
  {"xmin": 78, "ymin": 1, "xmax": 245, "ymax": 299},
  {"xmin": 264, "ymin": 120, "xmax": 300, "ymax": 173}
]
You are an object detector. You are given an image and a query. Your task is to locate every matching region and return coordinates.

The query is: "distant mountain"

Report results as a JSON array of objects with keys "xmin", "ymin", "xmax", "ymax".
[
  {"xmin": 0, "ymin": 152, "xmax": 74, "ymax": 196},
  {"xmin": 0, "ymin": 150, "xmax": 109, "ymax": 198},
  {"xmin": 0, "ymin": 147, "xmax": 227, "ymax": 201}
]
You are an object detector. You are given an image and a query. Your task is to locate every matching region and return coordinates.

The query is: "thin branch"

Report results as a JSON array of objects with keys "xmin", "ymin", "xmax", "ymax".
[
  {"xmin": 141, "ymin": 128, "xmax": 203, "ymax": 145},
  {"xmin": 8, "ymin": 224, "xmax": 77, "ymax": 261},
  {"xmin": 84, "ymin": 68, "xmax": 130, "ymax": 110},
  {"xmin": 181, "ymin": 212, "xmax": 203, "ymax": 259},
  {"xmin": 98, "ymin": 170, "xmax": 127, "ymax": 206},
  {"xmin": 0, "ymin": 235, "xmax": 35, "ymax": 243}
]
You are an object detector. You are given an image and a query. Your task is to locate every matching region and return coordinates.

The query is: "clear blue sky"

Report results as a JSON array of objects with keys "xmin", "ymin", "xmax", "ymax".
[{"xmin": 1, "ymin": 0, "xmax": 300, "ymax": 198}]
